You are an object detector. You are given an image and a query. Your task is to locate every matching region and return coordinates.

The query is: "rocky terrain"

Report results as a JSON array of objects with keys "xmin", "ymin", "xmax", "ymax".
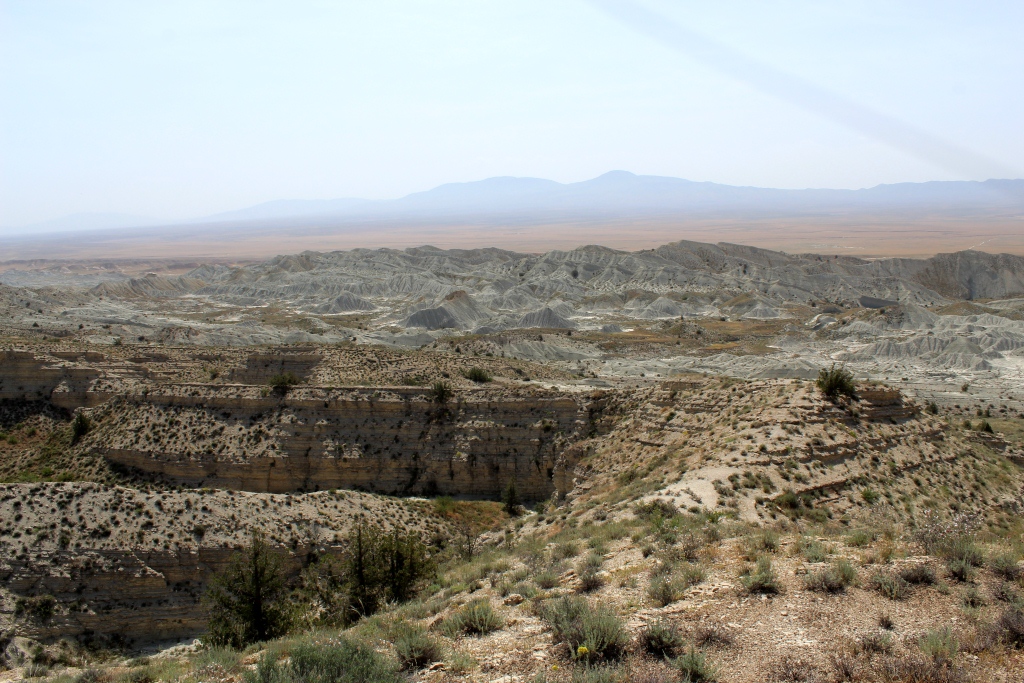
[{"xmin": 0, "ymin": 239, "xmax": 1023, "ymax": 682}]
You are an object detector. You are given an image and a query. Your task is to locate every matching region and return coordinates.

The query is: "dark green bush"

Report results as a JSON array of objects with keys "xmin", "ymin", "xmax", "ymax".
[
  {"xmin": 502, "ymin": 478, "xmax": 520, "ymax": 516},
  {"xmin": 70, "ymin": 412, "xmax": 91, "ymax": 445},
  {"xmin": 429, "ymin": 381, "xmax": 453, "ymax": 404},
  {"xmin": 462, "ymin": 367, "xmax": 492, "ymax": 383},
  {"xmin": 816, "ymin": 364, "xmax": 856, "ymax": 401},
  {"xmin": 204, "ymin": 531, "xmax": 290, "ymax": 648},
  {"xmin": 335, "ymin": 525, "xmax": 433, "ymax": 621},
  {"xmin": 268, "ymin": 373, "xmax": 300, "ymax": 394},
  {"xmin": 14, "ymin": 594, "xmax": 57, "ymax": 622},
  {"xmin": 900, "ymin": 564, "xmax": 936, "ymax": 586}
]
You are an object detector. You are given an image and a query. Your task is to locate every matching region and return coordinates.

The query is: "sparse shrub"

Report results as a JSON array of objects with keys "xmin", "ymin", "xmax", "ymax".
[
  {"xmin": 693, "ymin": 624, "xmax": 733, "ymax": 648},
  {"xmin": 541, "ymin": 595, "xmax": 628, "ymax": 663},
  {"xmin": 860, "ymin": 631, "xmax": 893, "ymax": 654},
  {"xmin": 947, "ymin": 559, "xmax": 976, "ymax": 583},
  {"xmin": 23, "ymin": 663, "xmax": 49, "ymax": 678},
  {"xmin": 816, "ymin": 364, "xmax": 856, "ymax": 402},
  {"xmin": 429, "ymin": 381, "xmax": 453, "ymax": 404},
  {"xmin": 799, "ymin": 538, "xmax": 830, "ymax": 563},
  {"xmin": 846, "ymin": 529, "xmax": 875, "ymax": 548},
  {"xmin": 443, "ymin": 598, "xmax": 503, "ymax": 636},
  {"xmin": 977, "ymin": 420, "xmax": 993, "ymax": 433},
  {"xmin": 990, "ymin": 553, "xmax": 1021, "ymax": 581},
  {"xmin": 640, "ymin": 618, "xmax": 683, "ymax": 658},
  {"xmin": 247, "ymin": 639, "xmax": 402, "ymax": 683},
  {"xmin": 579, "ymin": 568, "xmax": 605, "ymax": 593},
  {"xmin": 994, "ymin": 581, "xmax": 1022, "ymax": 606},
  {"xmin": 74, "ymin": 669, "xmax": 102, "ymax": 683},
  {"xmin": 861, "ymin": 488, "xmax": 879, "ymax": 504},
  {"xmin": 671, "ymin": 647, "xmax": 718, "ymax": 683},
  {"xmin": 900, "ymin": 564, "xmax": 936, "ymax": 586},
  {"xmin": 741, "ymin": 556, "xmax": 780, "ymax": 595},
  {"xmin": 552, "ymin": 541, "xmax": 580, "ymax": 561},
  {"xmin": 919, "ymin": 627, "xmax": 959, "ymax": 664},
  {"xmin": 535, "ymin": 570, "xmax": 560, "ymax": 589},
  {"xmin": 804, "ymin": 559, "xmax": 857, "ymax": 593},
  {"xmin": 648, "ymin": 576, "xmax": 679, "ymax": 607},
  {"xmin": 463, "ymin": 367, "xmax": 492, "ymax": 383},
  {"xmin": 392, "ymin": 623, "xmax": 443, "ymax": 670},
  {"xmin": 997, "ymin": 606, "xmax": 1024, "ymax": 647},
  {"xmin": 962, "ymin": 586, "xmax": 986, "ymax": 609},
  {"xmin": 268, "ymin": 373, "xmax": 300, "ymax": 394},
  {"xmin": 766, "ymin": 656, "xmax": 818, "ymax": 682},
  {"xmin": 871, "ymin": 572, "xmax": 910, "ymax": 600}
]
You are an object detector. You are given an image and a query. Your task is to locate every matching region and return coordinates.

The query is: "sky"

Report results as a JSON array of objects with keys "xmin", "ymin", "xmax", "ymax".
[{"xmin": 1, "ymin": 0, "xmax": 1022, "ymax": 228}]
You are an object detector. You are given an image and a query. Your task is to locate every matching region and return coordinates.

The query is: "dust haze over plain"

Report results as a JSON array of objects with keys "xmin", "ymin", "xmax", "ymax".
[{"xmin": 1, "ymin": 1, "xmax": 1022, "ymax": 234}]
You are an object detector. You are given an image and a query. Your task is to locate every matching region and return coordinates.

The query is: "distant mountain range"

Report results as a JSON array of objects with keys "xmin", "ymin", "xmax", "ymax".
[{"xmin": 11, "ymin": 172, "xmax": 1024, "ymax": 235}]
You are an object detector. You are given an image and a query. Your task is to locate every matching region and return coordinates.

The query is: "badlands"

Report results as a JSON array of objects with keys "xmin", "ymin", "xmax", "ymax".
[{"xmin": 1, "ymin": 238, "xmax": 1023, "ymax": 682}]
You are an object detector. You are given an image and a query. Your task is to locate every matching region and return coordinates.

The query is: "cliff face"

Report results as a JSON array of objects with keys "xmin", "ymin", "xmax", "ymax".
[
  {"xmin": 88, "ymin": 387, "xmax": 608, "ymax": 500},
  {"xmin": 0, "ymin": 483, "xmax": 443, "ymax": 644},
  {"xmin": 1, "ymin": 349, "xmax": 615, "ymax": 501}
]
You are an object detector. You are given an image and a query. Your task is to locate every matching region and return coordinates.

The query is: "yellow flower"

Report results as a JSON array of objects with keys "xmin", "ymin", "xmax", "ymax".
[{"xmin": 576, "ymin": 645, "xmax": 589, "ymax": 657}]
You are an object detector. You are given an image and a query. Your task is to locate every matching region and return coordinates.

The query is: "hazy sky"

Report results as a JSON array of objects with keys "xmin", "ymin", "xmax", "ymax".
[{"xmin": 2, "ymin": 0, "xmax": 1022, "ymax": 227}]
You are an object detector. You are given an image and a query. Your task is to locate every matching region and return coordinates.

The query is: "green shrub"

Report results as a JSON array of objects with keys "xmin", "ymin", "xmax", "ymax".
[
  {"xmin": 741, "ymin": 556, "xmax": 780, "ymax": 595},
  {"xmin": 578, "ymin": 569, "xmax": 605, "ymax": 593},
  {"xmin": 816, "ymin": 364, "xmax": 856, "ymax": 401},
  {"xmin": 871, "ymin": 572, "xmax": 910, "ymax": 600},
  {"xmin": 204, "ymin": 531, "xmax": 290, "ymax": 648},
  {"xmin": 552, "ymin": 541, "xmax": 580, "ymax": 561},
  {"xmin": 861, "ymin": 488, "xmax": 879, "ymax": 504},
  {"xmin": 429, "ymin": 381, "xmax": 453, "ymax": 404},
  {"xmin": 541, "ymin": 596, "xmax": 627, "ymax": 663},
  {"xmin": 918, "ymin": 627, "xmax": 958, "ymax": 664},
  {"xmin": 444, "ymin": 598, "xmax": 503, "ymax": 636},
  {"xmin": 672, "ymin": 647, "xmax": 719, "ymax": 683},
  {"xmin": 944, "ymin": 536, "xmax": 984, "ymax": 568},
  {"xmin": 535, "ymin": 570, "xmax": 560, "ymax": 589},
  {"xmin": 990, "ymin": 553, "xmax": 1022, "ymax": 581},
  {"xmin": 648, "ymin": 576, "xmax": 679, "ymax": 607},
  {"xmin": 799, "ymin": 538, "xmax": 830, "ymax": 563},
  {"xmin": 804, "ymin": 559, "xmax": 857, "ymax": 593},
  {"xmin": 640, "ymin": 618, "xmax": 682, "ymax": 658},
  {"xmin": 846, "ymin": 529, "xmax": 876, "ymax": 548},
  {"xmin": 392, "ymin": 623, "xmax": 443, "ymax": 670},
  {"xmin": 245, "ymin": 639, "xmax": 401, "ymax": 683},
  {"xmin": 994, "ymin": 582, "xmax": 1022, "ymax": 607},
  {"xmin": 463, "ymin": 368, "xmax": 492, "ymax": 383}
]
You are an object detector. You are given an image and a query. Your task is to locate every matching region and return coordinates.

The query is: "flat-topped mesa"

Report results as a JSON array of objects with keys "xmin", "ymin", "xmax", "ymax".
[{"xmin": 85, "ymin": 385, "xmax": 616, "ymax": 500}]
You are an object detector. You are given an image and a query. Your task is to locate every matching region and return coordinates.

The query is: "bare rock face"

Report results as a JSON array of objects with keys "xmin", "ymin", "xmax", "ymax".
[{"xmin": 87, "ymin": 386, "xmax": 609, "ymax": 500}]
